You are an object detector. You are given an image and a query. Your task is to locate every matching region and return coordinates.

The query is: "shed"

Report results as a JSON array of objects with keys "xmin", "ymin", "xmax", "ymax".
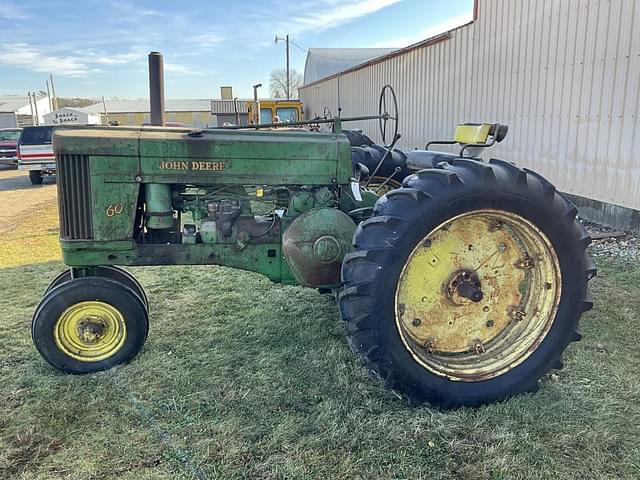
[{"xmin": 43, "ymin": 107, "xmax": 102, "ymax": 126}]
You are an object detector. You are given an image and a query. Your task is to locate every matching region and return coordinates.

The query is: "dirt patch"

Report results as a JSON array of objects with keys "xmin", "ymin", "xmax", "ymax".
[
  {"xmin": 0, "ymin": 426, "xmax": 62, "ymax": 478},
  {"xmin": 0, "ymin": 169, "xmax": 60, "ymax": 267},
  {"xmin": 0, "ymin": 170, "xmax": 57, "ymax": 233}
]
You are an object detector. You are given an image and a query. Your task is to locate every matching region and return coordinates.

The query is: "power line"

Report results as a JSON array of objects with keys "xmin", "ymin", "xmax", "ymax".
[{"xmin": 289, "ymin": 39, "xmax": 308, "ymax": 53}]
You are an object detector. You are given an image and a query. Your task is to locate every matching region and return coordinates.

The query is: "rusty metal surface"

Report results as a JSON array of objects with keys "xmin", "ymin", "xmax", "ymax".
[
  {"xmin": 395, "ymin": 209, "xmax": 562, "ymax": 382},
  {"xmin": 282, "ymin": 208, "xmax": 356, "ymax": 288}
]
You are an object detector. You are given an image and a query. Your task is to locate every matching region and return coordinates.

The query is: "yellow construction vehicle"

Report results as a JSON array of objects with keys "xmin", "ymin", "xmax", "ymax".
[{"xmin": 246, "ymin": 99, "xmax": 303, "ymax": 125}]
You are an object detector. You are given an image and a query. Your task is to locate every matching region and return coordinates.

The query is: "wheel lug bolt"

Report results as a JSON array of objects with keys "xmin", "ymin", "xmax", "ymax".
[
  {"xmin": 424, "ymin": 338, "xmax": 435, "ymax": 354},
  {"xmin": 472, "ymin": 340, "xmax": 485, "ymax": 355}
]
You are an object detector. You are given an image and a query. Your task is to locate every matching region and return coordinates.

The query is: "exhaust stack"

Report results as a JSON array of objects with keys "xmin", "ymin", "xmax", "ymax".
[{"xmin": 148, "ymin": 51, "xmax": 166, "ymax": 126}]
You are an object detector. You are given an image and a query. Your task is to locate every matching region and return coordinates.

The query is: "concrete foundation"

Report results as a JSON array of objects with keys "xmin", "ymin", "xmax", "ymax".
[{"xmin": 566, "ymin": 194, "xmax": 640, "ymax": 233}]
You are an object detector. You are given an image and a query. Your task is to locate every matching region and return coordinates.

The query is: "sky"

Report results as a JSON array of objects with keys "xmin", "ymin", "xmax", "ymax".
[{"xmin": 0, "ymin": 0, "xmax": 473, "ymax": 100}]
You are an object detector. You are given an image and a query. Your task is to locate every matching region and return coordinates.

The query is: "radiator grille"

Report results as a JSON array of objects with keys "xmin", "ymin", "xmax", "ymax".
[{"xmin": 57, "ymin": 154, "xmax": 93, "ymax": 239}]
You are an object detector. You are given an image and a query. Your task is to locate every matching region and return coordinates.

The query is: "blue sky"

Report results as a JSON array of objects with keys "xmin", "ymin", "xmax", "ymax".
[{"xmin": 0, "ymin": 0, "xmax": 473, "ymax": 99}]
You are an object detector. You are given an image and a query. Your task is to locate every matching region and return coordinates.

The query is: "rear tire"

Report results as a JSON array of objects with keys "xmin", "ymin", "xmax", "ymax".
[
  {"xmin": 339, "ymin": 159, "xmax": 596, "ymax": 408},
  {"xmin": 364, "ymin": 176, "xmax": 402, "ymax": 195},
  {"xmin": 351, "ymin": 144, "xmax": 412, "ymax": 193},
  {"xmin": 29, "ymin": 170, "xmax": 43, "ymax": 185}
]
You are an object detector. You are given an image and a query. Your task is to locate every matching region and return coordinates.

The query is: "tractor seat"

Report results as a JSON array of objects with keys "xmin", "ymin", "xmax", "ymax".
[{"xmin": 407, "ymin": 123, "xmax": 508, "ymax": 170}]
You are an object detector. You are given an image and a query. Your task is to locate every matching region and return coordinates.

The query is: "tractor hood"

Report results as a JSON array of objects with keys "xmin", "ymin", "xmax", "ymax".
[{"xmin": 53, "ymin": 125, "xmax": 352, "ymax": 185}]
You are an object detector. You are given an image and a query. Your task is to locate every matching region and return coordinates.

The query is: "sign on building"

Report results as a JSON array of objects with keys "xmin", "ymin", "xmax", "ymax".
[{"xmin": 43, "ymin": 107, "xmax": 102, "ymax": 126}]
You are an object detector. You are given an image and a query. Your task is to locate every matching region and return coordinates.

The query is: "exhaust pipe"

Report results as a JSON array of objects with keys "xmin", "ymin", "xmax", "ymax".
[{"xmin": 148, "ymin": 52, "xmax": 166, "ymax": 126}]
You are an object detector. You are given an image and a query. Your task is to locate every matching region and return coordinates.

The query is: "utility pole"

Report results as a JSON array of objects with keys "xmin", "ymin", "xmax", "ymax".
[
  {"xmin": 275, "ymin": 34, "xmax": 290, "ymax": 100},
  {"xmin": 101, "ymin": 95, "xmax": 110, "ymax": 124},
  {"xmin": 46, "ymin": 80, "xmax": 53, "ymax": 111},
  {"xmin": 286, "ymin": 34, "xmax": 289, "ymax": 100},
  {"xmin": 31, "ymin": 92, "xmax": 40, "ymax": 125},
  {"xmin": 49, "ymin": 73, "xmax": 58, "ymax": 110},
  {"xmin": 27, "ymin": 91, "xmax": 36, "ymax": 125}
]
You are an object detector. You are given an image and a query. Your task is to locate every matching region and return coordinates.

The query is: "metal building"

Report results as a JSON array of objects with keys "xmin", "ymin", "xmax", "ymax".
[
  {"xmin": 84, "ymin": 99, "xmax": 214, "ymax": 127},
  {"xmin": 210, "ymin": 99, "xmax": 250, "ymax": 126},
  {"xmin": 0, "ymin": 95, "xmax": 51, "ymax": 127},
  {"xmin": 43, "ymin": 107, "xmax": 102, "ymax": 126},
  {"xmin": 300, "ymin": 0, "xmax": 640, "ymax": 230},
  {"xmin": 304, "ymin": 48, "xmax": 396, "ymax": 85}
]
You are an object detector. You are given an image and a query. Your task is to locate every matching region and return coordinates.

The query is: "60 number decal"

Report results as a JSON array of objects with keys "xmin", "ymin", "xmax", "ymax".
[{"xmin": 106, "ymin": 203, "xmax": 124, "ymax": 217}]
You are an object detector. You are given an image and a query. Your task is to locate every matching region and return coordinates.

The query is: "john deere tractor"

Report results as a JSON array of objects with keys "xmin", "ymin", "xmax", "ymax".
[{"xmin": 32, "ymin": 86, "xmax": 595, "ymax": 408}]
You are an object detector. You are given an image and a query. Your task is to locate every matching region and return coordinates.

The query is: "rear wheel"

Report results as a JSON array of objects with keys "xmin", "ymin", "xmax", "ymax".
[
  {"xmin": 339, "ymin": 159, "xmax": 596, "ymax": 408},
  {"xmin": 32, "ymin": 277, "xmax": 149, "ymax": 373},
  {"xmin": 351, "ymin": 144, "xmax": 412, "ymax": 194},
  {"xmin": 29, "ymin": 170, "xmax": 43, "ymax": 185},
  {"xmin": 364, "ymin": 176, "xmax": 402, "ymax": 196}
]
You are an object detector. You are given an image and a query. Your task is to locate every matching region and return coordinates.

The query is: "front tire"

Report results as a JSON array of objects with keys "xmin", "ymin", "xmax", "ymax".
[
  {"xmin": 339, "ymin": 159, "xmax": 596, "ymax": 408},
  {"xmin": 45, "ymin": 266, "xmax": 149, "ymax": 310},
  {"xmin": 32, "ymin": 277, "xmax": 149, "ymax": 373},
  {"xmin": 29, "ymin": 170, "xmax": 43, "ymax": 185}
]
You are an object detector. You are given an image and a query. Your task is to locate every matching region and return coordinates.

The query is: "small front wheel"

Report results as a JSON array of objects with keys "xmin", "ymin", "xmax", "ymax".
[
  {"xmin": 45, "ymin": 266, "xmax": 149, "ymax": 310},
  {"xmin": 32, "ymin": 277, "xmax": 149, "ymax": 373}
]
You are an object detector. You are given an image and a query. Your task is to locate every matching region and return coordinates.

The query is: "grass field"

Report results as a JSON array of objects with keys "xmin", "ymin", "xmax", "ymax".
[
  {"xmin": 0, "ymin": 173, "xmax": 639, "ymax": 479},
  {"xmin": 1, "ymin": 259, "xmax": 639, "ymax": 480}
]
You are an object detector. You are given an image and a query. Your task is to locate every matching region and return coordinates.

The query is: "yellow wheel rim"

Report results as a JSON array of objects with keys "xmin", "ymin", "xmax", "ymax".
[
  {"xmin": 395, "ymin": 209, "xmax": 562, "ymax": 382},
  {"xmin": 364, "ymin": 177, "xmax": 402, "ymax": 196},
  {"xmin": 54, "ymin": 301, "xmax": 127, "ymax": 362}
]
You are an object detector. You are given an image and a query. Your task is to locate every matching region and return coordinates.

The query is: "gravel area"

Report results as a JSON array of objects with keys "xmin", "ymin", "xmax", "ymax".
[{"xmin": 581, "ymin": 219, "xmax": 640, "ymax": 263}]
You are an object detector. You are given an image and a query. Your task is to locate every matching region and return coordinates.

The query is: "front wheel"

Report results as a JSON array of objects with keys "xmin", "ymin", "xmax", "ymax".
[
  {"xmin": 29, "ymin": 170, "xmax": 43, "ymax": 185},
  {"xmin": 45, "ymin": 266, "xmax": 149, "ymax": 310},
  {"xmin": 339, "ymin": 159, "xmax": 596, "ymax": 408},
  {"xmin": 32, "ymin": 277, "xmax": 149, "ymax": 373}
]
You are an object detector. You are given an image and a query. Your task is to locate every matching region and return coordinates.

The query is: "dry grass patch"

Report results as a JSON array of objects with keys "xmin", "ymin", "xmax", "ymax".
[{"xmin": 0, "ymin": 177, "xmax": 60, "ymax": 268}]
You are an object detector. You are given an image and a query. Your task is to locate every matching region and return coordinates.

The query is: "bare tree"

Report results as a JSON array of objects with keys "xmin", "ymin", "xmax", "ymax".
[{"xmin": 269, "ymin": 69, "xmax": 303, "ymax": 99}]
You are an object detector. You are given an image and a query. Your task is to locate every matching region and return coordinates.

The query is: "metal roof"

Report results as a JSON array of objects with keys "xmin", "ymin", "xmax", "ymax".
[
  {"xmin": 0, "ymin": 95, "xmax": 46, "ymax": 113},
  {"xmin": 84, "ymin": 99, "xmax": 214, "ymax": 114},
  {"xmin": 210, "ymin": 99, "xmax": 250, "ymax": 114},
  {"xmin": 303, "ymin": 48, "xmax": 396, "ymax": 85},
  {"xmin": 46, "ymin": 106, "xmax": 93, "ymax": 114}
]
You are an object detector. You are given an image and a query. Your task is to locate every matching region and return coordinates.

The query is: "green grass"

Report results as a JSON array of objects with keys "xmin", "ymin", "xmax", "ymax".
[{"xmin": 1, "ymin": 258, "xmax": 639, "ymax": 479}]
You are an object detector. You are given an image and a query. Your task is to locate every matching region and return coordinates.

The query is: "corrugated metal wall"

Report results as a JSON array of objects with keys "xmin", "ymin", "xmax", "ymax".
[
  {"xmin": 300, "ymin": 0, "xmax": 640, "ymax": 211},
  {"xmin": 100, "ymin": 111, "xmax": 213, "ymax": 127}
]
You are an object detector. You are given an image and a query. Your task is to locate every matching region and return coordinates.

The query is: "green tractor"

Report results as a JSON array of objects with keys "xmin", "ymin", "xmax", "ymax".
[{"xmin": 32, "ymin": 86, "xmax": 595, "ymax": 408}]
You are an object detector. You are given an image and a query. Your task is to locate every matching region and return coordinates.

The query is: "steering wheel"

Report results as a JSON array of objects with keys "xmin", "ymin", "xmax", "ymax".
[{"xmin": 378, "ymin": 84, "xmax": 398, "ymax": 146}]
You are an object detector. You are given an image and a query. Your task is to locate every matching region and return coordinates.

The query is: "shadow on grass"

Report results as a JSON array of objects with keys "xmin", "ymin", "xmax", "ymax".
[{"xmin": 0, "ymin": 174, "xmax": 56, "ymax": 193}]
